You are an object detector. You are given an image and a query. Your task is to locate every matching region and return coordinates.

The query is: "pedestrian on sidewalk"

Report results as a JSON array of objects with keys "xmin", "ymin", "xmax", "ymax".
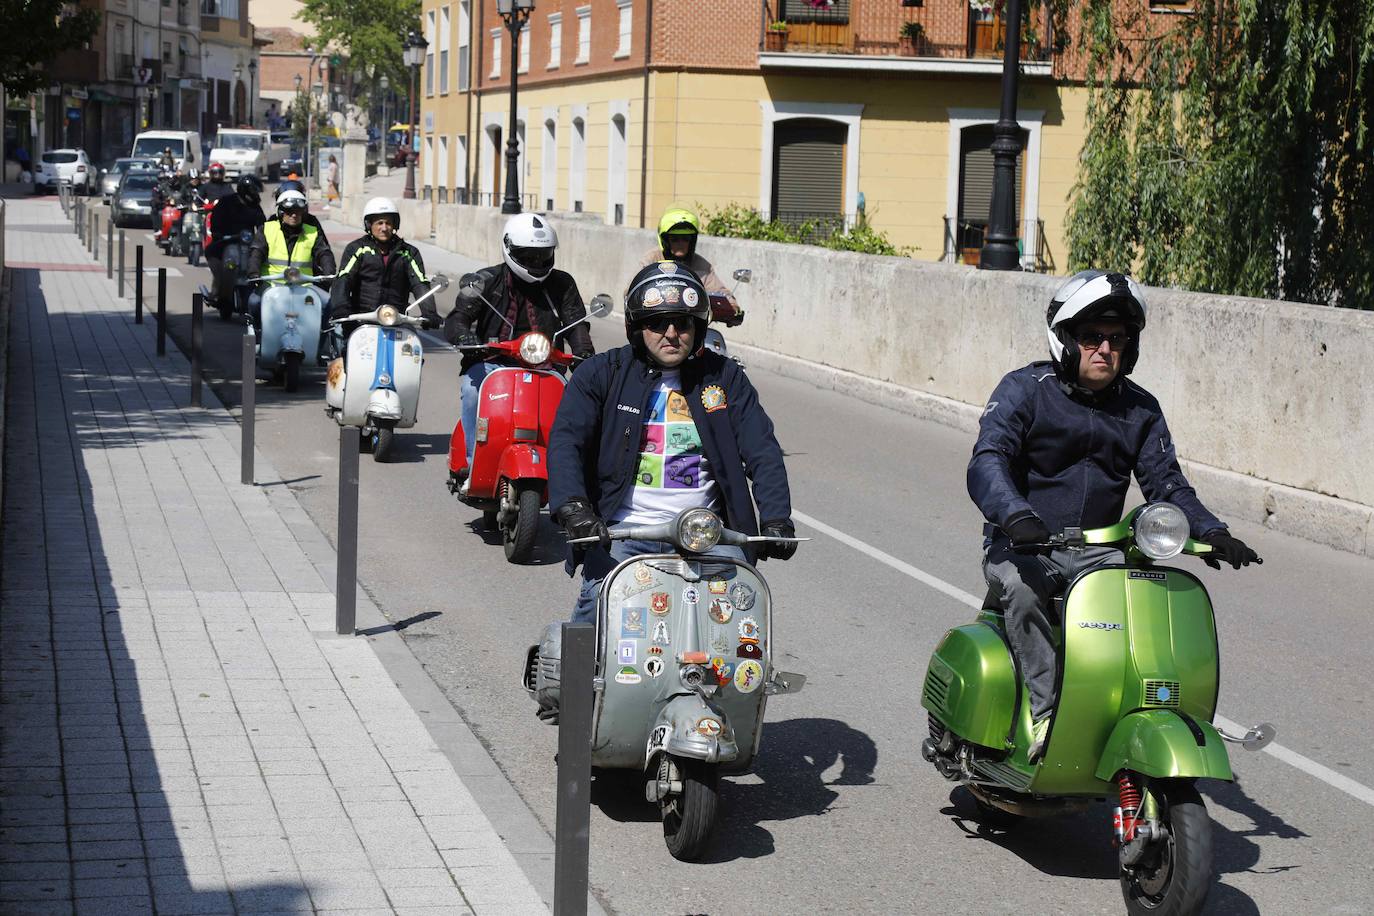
[{"xmin": 324, "ymin": 154, "xmax": 339, "ymax": 210}]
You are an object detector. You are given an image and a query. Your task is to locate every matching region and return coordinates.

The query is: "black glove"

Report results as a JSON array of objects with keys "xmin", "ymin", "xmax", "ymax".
[
  {"xmin": 555, "ymin": 500, "xmax": 610, "ymax": 549},
  {"xmin": 1201, "ymin": 530, "xmax": 1261, "ymax": 569},
  {"xmin": 760, "ymin": 519, "xmax": 797, "ymax": 561},
  {"xmin": 1005, "ymin": 513, "xmax": 1051, "ymax": 549},
  {"xmin": 454, "ymin": 333, "xmax": 480, "ymax": 348}
]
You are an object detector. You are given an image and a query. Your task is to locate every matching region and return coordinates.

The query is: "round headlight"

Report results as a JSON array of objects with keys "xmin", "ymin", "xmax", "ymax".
[
  {"xmin": 677, "ymin": 508, "xmax": 723, "ymax": 553},
  {"xmin": 518, "ymin": 332, "xmax": 551, "ymax": 366},
  {"xmin": 377, "ymin": 305, "xmax": 400, "ymax": 327},
  {"xmin": 1134, "ymin": 503, "xmax": 1190, "ymax": 560}
]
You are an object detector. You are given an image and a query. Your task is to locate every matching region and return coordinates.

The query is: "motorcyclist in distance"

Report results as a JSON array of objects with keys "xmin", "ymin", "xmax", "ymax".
[
  {"xmin": 639, "ymin": 206, "xmax": 742, "ymax": 326},
  {"xmin": 199, "ymin": 162, "xmax": 234, "ymax": 204},
  {"xmin": 203, "ymin": 174, "xmax": 266, "ymax": 313}
]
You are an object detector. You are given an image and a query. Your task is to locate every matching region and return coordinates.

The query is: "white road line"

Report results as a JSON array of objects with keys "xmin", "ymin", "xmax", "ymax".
[{"xmin": 791, "ymin": 508, "xmax": 1374, "ymax": 809}]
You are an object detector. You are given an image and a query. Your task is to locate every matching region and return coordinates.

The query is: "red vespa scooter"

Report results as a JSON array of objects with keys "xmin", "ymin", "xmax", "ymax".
[{"xmin": 445, "ymin": 293, "xmax": 613, "ymax": 563}]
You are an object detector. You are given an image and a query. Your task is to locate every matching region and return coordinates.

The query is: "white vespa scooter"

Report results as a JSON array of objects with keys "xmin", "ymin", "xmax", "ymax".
[
  {"xmin": 253, "ymin": 267, "xmax": 333, "ymax": 392},
  {"xmin": 324, "ymin": 274, "xmax": 449, "ymax": 462}
]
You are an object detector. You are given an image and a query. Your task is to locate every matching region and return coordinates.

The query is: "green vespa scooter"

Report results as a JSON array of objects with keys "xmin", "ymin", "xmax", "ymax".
[{"xmin": 920, "ymin": 502, "xmax": 1274, "ymax": 916}]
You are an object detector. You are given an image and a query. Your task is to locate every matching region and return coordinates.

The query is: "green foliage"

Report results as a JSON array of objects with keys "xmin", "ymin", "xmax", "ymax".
[
  {"xmin": 699, "ymin": 203, "xmax": 913, "ymax": 257},
  {"xmin": 298, "ymin": 0, "xmax": 420, "ymax": 88},
  {"xmin": 1066, "ymin": 0, "xmax": 1374, "ymax": 307},
  {"xmin": 0, "ymin": 0, "xmax": 101, "ymax": 96},
  {"xmin": 287, "ymin": 93, "xmax": 329, "ymax": 164}
]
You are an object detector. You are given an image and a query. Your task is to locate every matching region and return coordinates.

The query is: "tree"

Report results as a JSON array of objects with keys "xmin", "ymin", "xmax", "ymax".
[
  {"xmin": 1066, "ymin": 0, "xmax": 1374, "ymax": 308},
  {"xmin": 0, "ymin": 0, "xmax": 101, "ymax": 95},
  {"xmin": 287, "ymin": 91, "xmax": 329, "ymax": 167},
  {"xmin": 298, "ymin": 0, "xmax": 420, "ymax": 90}
]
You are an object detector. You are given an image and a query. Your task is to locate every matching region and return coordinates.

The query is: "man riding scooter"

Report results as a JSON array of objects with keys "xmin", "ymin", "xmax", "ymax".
[
  {"xmin": 967, "ymin": 269, "xmax": 1260, "ymax": 764},
  {"xmin": 245, "ymin": 188, "xmax": 336, "ymax": 326},
  {"xmin": 328, "ymin": 196, "xmax": 438, "ymax": 335},
  {"xmin": 442, "ymin": 212, "xmax": 594, "ymax": 494},
  {"xmin": 199, "ymin": 162, "xmax": 234, "ymax": 205},
  {"xmin": 204, "ymin": 174, "xmax": 266, "ymax": 315},
  {"xmin": 548, "ymin": 261, "xmax": 796, "ymax": 627},
  {"xmin": 638, "ymin": 207, "xmax": 743, "ymax": 325}
]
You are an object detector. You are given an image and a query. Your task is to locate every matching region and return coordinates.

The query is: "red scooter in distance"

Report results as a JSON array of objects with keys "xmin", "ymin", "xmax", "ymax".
[{"xmin": 446, "ymin": 293, "xmax": 613, "ymax": 563}]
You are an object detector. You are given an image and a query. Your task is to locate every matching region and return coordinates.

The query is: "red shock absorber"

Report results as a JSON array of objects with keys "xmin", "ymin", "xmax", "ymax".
[{"xmin": 1117, "ymin": 773, "xmax": 1142, "ymax": 843}]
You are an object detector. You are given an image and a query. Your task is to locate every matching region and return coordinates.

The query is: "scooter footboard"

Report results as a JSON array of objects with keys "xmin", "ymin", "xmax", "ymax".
[
  {"xmin": 1094, "ymin": 709, "xmax": 1233, "ymax": 782},
  {"xmin": 643, "ymin": 695, "xmax": 741, "ymax": 771}
]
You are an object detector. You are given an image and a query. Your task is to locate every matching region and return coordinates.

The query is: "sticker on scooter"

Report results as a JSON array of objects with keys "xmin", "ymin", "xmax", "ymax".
[
  {"xmin": 648, "ymin": 725, "xmax": 669, "ymax": 753},
  {"xmin": 650, "ymin": 592, "xmax": 670, "ymax": 615},
  {"xmin": 1128, "ymin": 570, "xmax": 1168, "ymax": 581},
  {"xmin": 708, "ymin": 599, "xmax": 734, "ymax": 624},
  {"xmin": 728, "ymin": 582, "xmax": 756, "ymax": 611},
  {"xmin": 734, "ymin": 660, "xmax": 763, "ymax": 693},
  {"xmin": 708, "ymin": 579, "xmax": 728, "ymax": 595},
  {"xmin": 737, "ymin": 642, "xmax": 762, "ymax": 660},
  {"xmin": 651, "ymin": 620, "xmax": 671, "ymax": 646},
  {"xmin": 696, "ymin": 717, "xmax": 722, "ymax": 737},
  {"xmin": 621, "ymin": 607, "xmax": 647, "ymax": 638},
  {"xmin": 647, "ymin": 645, "xmax": 663, "ymax": 655},
  {"xmin": 617, "ymin": 640, "xmax": 637, "ymax": 665},
  {"xmin": 682, "ymin": 585, "xmax": 700, "ymax": 605},
  {"xmin": 712, "ymin": 658, "xmax": 735, "ymax": 685},
  {"xmin": 615, "ymin": 665, "xmax": 642, "ymax": 685},
  {"xmin": 710, "ymin": 630, "xmax": 731, "ymax": 656},
  {"xmin": 737, "ymin": 617, "xmax": 760, "ymax": 640},
  {"xmin": 644, "ymin": 657, "xmax": 665, "ymax": 678}
]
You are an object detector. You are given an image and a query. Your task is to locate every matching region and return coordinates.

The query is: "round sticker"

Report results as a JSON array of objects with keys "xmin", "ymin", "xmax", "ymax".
[
  {"xmin": 682, "ymin": 586, "xmax": 700, "ymax": 605},
  {"xmin": 728, "ymin": 582, "xmax": 756, "ymax": 611},
  {"xmin": 734, "ymin": 660, "xmax": 764, "ymax": 694},
  {"xmin": 683, "ymin": 288, "xmax": 699, "ymax": 307},
  {"xmin": 643, "ymin": 287, "xmax": 664, "ymax": 307},
  {"xmin": 708, "ymin": 599, "xmax": 734, "ymax": 624},
  {"xmin": 738, "ymin": 616, "xmax": 760, "ymax": 641},
  {"xmin": 696, "ymin": 717, "xmax": 722, "ymax": 737},
  {"xmin": 644, "ymin": 657, "xmax": 665, "ymax": 678}
]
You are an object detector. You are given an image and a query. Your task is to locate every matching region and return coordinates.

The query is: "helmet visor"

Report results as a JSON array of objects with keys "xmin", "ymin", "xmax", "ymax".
[{"xmin": 510, "ymin": 245, "xmax": 554, "ymax": 276}]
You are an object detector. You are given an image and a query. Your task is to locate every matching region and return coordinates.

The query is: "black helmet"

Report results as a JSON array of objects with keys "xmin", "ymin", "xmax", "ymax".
[
  {"xmin": 235, "ymin": 173, "xmax": 262, "ymax": 205},
  {"xmin": 1045, "ymin": 270, "xmax": 1147, "ymax": 384},
  {"xmin": 624, "ymin": 261, "xmax": 710, "ymax": 348},
  {"xmin": 277, "ymin": 178, "xmax": 306, "ymax": 197}
]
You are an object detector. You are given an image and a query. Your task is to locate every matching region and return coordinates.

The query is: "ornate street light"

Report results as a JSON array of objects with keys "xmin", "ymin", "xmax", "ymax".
[
  {"xmin": 496, "ymin": 0, "xmax": 535, "ymax": 214},
  {"xmin": 379, "ymin": 74, "xmax": 390, "ymax": 162},
  {"xmin": 978, "ymin": 0, "xmax": 1024, "ymax": 271},
  {"xmin": 248, "ymin": 60, "xmax": 258, "ymax": 126},
  {"xmin": 402, "ymin": 29, "xmax": 428, "ymax": 201}
]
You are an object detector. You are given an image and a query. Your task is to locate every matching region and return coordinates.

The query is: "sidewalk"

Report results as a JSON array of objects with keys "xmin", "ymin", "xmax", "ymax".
[{"xmin": 0, "ymin": 197, "xmax": 549, "ymax": 915}]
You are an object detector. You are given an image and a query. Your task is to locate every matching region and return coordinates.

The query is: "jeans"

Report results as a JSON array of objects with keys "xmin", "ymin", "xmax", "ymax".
[
  {"xmin": 458, "ymin": 361, "xmax": 501, "ymax": 466},
  {"xmin": 982, "ymin": 540, "xmax": 1124, "ymax": 720},
  {"xmin": 570, "ymin": 538, "xmax": 748, "ymax": 624}
]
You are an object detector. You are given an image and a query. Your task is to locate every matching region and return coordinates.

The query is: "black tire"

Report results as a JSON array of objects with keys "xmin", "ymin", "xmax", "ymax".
[
  {"xmin": 189, "ymin": 242, "xmax": 201, "ymax": 267},
  {"xmin": 1120, "ymin": 780, "xmax": 1213, "ymax": 916},
  {"xmin": 282, "ymin": 352, "xmax": 303, "ymax": 392},
  {"xmin": 502, "ymin": 483, "xmax": 542, "ymax": 564},
  {"xmin": 660, "ymin": 755, "xmax": 719, "ymax": 861},
  {"xmin": 371, "ymin": 425, "xmax": 395, "ymax": 462}
]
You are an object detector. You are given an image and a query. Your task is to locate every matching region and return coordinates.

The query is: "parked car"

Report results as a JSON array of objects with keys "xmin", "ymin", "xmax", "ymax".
[
  {"xmin": 100, "ymin": 158, "xmax": 159, "ymax": 202},
  {"xmin": 35, "ymin": 149, "xmax": 94, "ymax": 194},
  {"xmin": 281, "ymin": 150, "xmax": 305, "ymax": 178},
  {"xmin": 110, "ymin": 172, "xmax": 160, "ymax": 228}
]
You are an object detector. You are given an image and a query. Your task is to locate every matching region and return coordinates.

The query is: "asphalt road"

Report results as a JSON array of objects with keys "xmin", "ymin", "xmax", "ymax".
[{"xmin": 110, "ymin": 198, "xmax": 1374, "ymax": 915}]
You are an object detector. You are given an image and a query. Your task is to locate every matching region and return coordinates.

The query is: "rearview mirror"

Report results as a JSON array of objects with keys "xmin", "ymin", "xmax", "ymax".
[
  {"xmin": 732, "ymin": 269, "xmax": 752, "ymax": 284},
  {"xmin": 588, "ymin": 294, "xmax": 613, "ymax": 318},
  {"xmin": 431, "ymin": 272, "xmax": 450, "ymax": 290},
  {"xmin": 765, "ymin": 671, "xmax": 805, "ymax": 696}
]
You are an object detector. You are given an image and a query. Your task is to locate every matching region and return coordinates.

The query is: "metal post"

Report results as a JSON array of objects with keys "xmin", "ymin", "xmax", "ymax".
[
  {"xmin": 90, "ymin": 212, "xmax": 97, "ymax": 258},
  {"xmin": 135, "ymin": 246, "xmax": 145, "ymax": 323},
  {"xmin": 75, "ymin": 199, "xmax": 83, "ymax": 240},
  {"xmin": 156, "ymin": 268, "xmax": 167, "ymax": 356},
  {"xmin": 978, "ymin": 0, "xmax": 1025, "ymax": 271},
  {"xmin": 190, "ymin": 292, "xmax": 204, "ymax": 407},
  {"xmin": 118, "ymin": 231, "xmax": 126, "ymax": 297},
  {"xmin": 403, "ymin": 62, "xmax": 418, "ymax": 200},
  {"xmin": 241, "ymin": 326, "xmax": 256, "ymax": 485},
  {"xmin": 501, "ymin": 10, "xmax": 529, "ymax": 215},
  {"xmin": 336, "ymin": 426, "xmax": 360, "ymax": 635},
  {"xmin": 553, "ymin": 622, "xmax": 594, "ymax": 916},
  {"xmin": 106, "ymin": 220, "xmax": 113, "ymax": 279}
]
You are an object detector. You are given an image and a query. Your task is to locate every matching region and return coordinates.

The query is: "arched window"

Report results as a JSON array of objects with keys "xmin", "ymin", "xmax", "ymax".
[
  {"xmin": 608, "ymin": 112, "xmax": 627, "ymax": 225},
  {"xmin": 541, "ymin": 117, "xmax": 558, "ymax": 210}
]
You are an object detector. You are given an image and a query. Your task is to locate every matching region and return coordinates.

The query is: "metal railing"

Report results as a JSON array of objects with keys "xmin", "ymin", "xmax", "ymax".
[{"xmin": 941, "ymin": 216, "xmax": 1051, "ymax": 272}]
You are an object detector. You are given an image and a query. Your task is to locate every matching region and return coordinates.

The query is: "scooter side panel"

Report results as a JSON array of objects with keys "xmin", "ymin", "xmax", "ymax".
[
  {"xmin": 592, "ymin": 557, "xmax": 771, "ymax": 773},
  {"xmin": 341, "ymin": 330, "xmax": 381, "ymax": 425},
  {"xmin": 920, "ymin": 624, "xmax": 1016, "ymax": 750},
  {"xmin": 469, "ymin": 369, "xmax": 520, "ymax": 493},
  {"xmin": 390, "ymin": 328, "xmax": 423, "ymax": 426}
]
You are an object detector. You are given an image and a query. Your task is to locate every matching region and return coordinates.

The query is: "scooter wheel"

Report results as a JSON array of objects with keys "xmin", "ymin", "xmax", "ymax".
[
  {"xmin": 659, "ymin": 755, "xmax": 719, "ymax": 862},
  {"xmin": 371, "ymin": 426, "xmax": 395, "ymax": 463},
  {"xmin": 282, "ymin": 352, "xmax": 303, "ymax": 393},
  {"xmin": 216, "ymin": 300, "xmax": 234, "ymax": 321},
  {"xmin": 1120, "ymin": 780, "xmax": 1212, "ymax": 916},
  {"xmin": 502, "ymin": 483, "xmax": 542, "ymax": 564}
]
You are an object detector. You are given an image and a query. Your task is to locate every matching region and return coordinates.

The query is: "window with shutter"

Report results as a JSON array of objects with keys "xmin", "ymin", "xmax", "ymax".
[
  {"xmin": 957, "ymin": 123, "xmax": 1027, "ymax": 253},
  {"xmin": 771, "ymin": 119, "xmax": 846, "ymax": 233}
]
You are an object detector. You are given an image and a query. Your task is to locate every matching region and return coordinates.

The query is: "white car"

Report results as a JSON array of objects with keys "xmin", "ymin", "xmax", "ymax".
[{"xmin": 36, "ymin": 149, "xmax": 94, "ymax": 194}]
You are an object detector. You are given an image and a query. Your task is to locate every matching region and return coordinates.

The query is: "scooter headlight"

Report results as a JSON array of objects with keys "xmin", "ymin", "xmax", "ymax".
[
  {"xmin": 518, "ymin": 333, "xmax": 551, "ymax": 366},
  {"xmin": 377, "ymin": 305, "xmax": 400, "ymax": 327},
  {"xmin": 676, "ymin": 508, "xmax": 722, "ymax": 553},
  {"xmin": 1134, "ymin": 503, "xmax": 1190, "ymax": 560}
]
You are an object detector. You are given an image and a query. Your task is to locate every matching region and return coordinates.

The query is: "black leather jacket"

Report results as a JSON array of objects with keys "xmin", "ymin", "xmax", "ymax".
[
  {"xmin": 442, "ymin": 264, "xmax": 594, "ymax": 372},
  {"xmin": 328, "ymin": 235, "xmax": 435, "ymax": 324}
]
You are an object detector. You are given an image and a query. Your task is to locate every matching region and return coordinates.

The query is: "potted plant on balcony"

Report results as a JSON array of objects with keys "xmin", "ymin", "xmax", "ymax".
[
  {"xmin": 766, "ymin": 20, "xmax": 788, "ymax": 52},
  {"xmin": 898, "ymin": 21, "xmax": 926, "ymax": 56}
]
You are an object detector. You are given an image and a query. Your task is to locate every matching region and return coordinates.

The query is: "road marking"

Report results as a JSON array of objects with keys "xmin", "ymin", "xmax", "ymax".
[{"xmin": 791, "ymin": 508, "xmax": 1374, "ymax": 809}]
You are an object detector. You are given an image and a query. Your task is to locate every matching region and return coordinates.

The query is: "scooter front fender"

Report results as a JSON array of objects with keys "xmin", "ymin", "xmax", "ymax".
[
  {"xmin": 279, "ymin": 322, "xmax": 304, "ymax": 355},
  {"xmin": 644, "ymin": 694, "xmax": 740, "ymax": 770},
  {"xmin": 367, "ymin": 388, "xmax": 403, "ymax": 421},
  {"xmin": 497, "ymin": 444, "xmax": 548, "ymax": 490},
  {"xmin": 1094, "ymin": 709, "xmax": 1233, "ymax": 782}
]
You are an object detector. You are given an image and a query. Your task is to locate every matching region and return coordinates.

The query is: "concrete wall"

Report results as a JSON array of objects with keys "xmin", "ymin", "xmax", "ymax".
[{"xmin": 412, "ymin": 200, "xmax": 1374, "ymax": 555}]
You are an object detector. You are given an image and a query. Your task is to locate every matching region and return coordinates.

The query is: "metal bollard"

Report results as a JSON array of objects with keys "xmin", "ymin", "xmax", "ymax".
[
  {"xmin": 106, "ymin": 220, "xmax": 113, "ymax": 279},
  {"xmin": 336, "ymin": 426, "xmax": 360, "ymax": 635},
  {"xmin": 135, "ymin": 246, "xmax": 145, "ymax": 323},
  {"xmin": 75, "ymin": 199, "xmax": 83, "ymax": 240},
  {"xmin": 90, "ymin": 212, "xmax": 97, "ymax": 257},
  {"xmin": 156, "ymin": 268, "xmax": 167, "ymax": 356},
  {"xmin": 118, "ymin": 231, "xmax": 126, "ymax": 297},
  {"xmin": 553, "ymin": 622, "xmax": 594, "ymax": 916},
  {"xmin": 241, "ymin": 326, "xmax": 256, "ymax": 485},
  {"xmin": 190, "ymin": 292, "xmax": 204, "ymax": 407}
]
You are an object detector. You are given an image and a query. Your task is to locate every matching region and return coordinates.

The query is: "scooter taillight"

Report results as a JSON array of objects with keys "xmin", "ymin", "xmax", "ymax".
[{"xmin": 1116, "ymin": 773, "xmax": 1142, "ymax": 844}]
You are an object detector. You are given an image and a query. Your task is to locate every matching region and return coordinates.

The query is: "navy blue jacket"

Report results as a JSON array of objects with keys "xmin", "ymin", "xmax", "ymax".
[
  {"xmin": 968, "ymin": 362, "xmax": 1226, "ymax": 540},
  {"xmin": 549, "ymin": 345, "xmax": 792, "ymax": 566}
]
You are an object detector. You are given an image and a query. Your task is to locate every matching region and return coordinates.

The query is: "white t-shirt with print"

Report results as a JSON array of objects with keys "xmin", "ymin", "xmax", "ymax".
[{"xmin": 610, "ymin": 370, "xmax": 722, "ymax": 525}]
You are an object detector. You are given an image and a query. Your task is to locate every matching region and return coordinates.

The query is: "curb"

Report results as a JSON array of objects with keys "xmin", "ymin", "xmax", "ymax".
[{"xmin": 731, "ymin": 340, "xmax": 1374, "ymax": 559}]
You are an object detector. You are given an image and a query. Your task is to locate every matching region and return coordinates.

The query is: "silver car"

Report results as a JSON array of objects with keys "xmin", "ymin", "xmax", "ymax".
[{"xmin": 100, "ymin": 157, "xmax": 159, "ymax": 203}]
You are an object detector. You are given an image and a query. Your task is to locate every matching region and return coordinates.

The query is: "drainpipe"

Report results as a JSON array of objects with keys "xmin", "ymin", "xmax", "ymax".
[{"xmin": 637, "ymin": 0, "xmax": 653, "ymax": 228}]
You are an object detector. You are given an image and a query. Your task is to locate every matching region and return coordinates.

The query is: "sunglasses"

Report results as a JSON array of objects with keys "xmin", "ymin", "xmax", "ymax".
[
  {"xmin": 643, "ymin": 314, "xmax": 695, "ymax": 334},
  {"xmin": 1076, "ymin": 331, "xmax": 1133, "ymax": 351}
]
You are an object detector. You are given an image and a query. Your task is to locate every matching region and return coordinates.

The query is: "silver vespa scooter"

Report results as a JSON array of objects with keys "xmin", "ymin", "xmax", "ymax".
[{"xmin": 524, "ymin": 507, "xmax": 805, "ymax": 861}]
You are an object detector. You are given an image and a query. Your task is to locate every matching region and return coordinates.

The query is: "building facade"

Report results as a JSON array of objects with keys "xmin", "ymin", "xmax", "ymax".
[{"xmin": 200, "ymin": 0, "xmax": 263, "ymax": 135}]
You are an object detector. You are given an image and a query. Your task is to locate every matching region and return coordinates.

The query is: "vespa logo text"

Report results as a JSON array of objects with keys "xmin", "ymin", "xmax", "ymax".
[
  {"xmin": 487, "ymin": 392, "xmax": 509, "ymax": 401},
  {"xmin": 1079, "ymin": 621, "xmax": 1124, "ymax": 631}
]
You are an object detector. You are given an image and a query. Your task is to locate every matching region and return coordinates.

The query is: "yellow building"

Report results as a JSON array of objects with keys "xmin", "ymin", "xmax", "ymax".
[{"xmin": 419, "ymin": 0, "xmax": 1170, "ymax": 271}]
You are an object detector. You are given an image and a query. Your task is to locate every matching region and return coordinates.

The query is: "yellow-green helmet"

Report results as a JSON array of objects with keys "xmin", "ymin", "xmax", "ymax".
[{"xmin": 657, "ymin": 206, "xmax": 701, "ymax": 260}]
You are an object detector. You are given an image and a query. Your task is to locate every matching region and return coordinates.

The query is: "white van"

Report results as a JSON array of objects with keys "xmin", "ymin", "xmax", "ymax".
[{"xmin": 130, "ymin": 130, "xmax": 204, "ymax": 172}]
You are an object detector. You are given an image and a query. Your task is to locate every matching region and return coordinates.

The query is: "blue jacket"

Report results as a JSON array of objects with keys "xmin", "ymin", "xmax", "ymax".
[
  {"xmin": 968, "ymin": 362, "xmax": 1225, "ymax": 540},
  {"xmin": 549, "ymin": 345, "xmax": 792, "ymax": 567}
]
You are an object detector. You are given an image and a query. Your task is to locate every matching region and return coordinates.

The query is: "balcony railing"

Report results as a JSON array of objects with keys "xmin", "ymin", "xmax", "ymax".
[
  {"xmin": 761, "ymin": 0, "xmax": 1053, "ymax": 64},
  {"xmin": 941, "ymin": 216, "xmax": 1052, "ymax": 272}
]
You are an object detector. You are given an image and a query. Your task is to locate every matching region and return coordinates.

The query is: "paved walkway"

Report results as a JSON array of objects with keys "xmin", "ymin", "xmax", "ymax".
[{"xmin": 0, "ymin": 197, "xmax": 548, "ymax": 915}]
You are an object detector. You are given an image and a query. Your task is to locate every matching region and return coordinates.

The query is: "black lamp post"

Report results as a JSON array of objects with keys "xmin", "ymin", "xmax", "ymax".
[
  {"xmin": 497, "ymin": 0, "xmax": 534, "ymax": 214},
  {"xmin": 248, "ymin": 60, "xmax": 258, "ymax": 126},
  {"xmin": 979, "ymin": 0, "xmax": 1024, "ymax": 271},
  {"xmin": 403, "ymin": 29, "xmax": 427, "ymax": 200}
]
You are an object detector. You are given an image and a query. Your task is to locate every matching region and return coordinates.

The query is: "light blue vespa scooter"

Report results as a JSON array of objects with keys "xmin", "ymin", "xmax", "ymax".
[{"xmin": 253, "ymin": 267, "xmax": 333, "ymax": 392}]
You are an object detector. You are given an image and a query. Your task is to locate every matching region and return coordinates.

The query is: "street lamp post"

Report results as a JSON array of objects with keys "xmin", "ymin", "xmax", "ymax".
[
  {"xmin": 979, "ymin": 0, "xmax": 1025, "ymax": 271},
  {"xmin": 248, "ymin": 60, "xmax": 257, "ymax": 126},
  {"xmin": 497, "ymin": 0, "xmax": 535, "ymax": 214},
  {"xmin": 402, "ymin": 30, "xmax": 427, "ymax": 201},
  {"xmin": 233, "ymin": 64, "xmax": 243, "ymax": 124},
  {"xmin": 379, "ymin": 74, "xmax": 390, "ymax": 163}
]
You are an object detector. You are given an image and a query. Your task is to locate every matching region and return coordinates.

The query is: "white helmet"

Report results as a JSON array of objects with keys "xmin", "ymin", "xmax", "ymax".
[
  {"xmin": 502, "ymin": 212, "xmax": 558, "ymax": 283},
  {"xmin": 363, "ymin": 196, "xmax": 400, "ymax": 232},
  {"xmin": 276, "ymin": 188, "xmax": 308, "ymax": 212},
  {"xmin": 1046, "ymin": 270, "xmax": 1147, "ymax": 383}
]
